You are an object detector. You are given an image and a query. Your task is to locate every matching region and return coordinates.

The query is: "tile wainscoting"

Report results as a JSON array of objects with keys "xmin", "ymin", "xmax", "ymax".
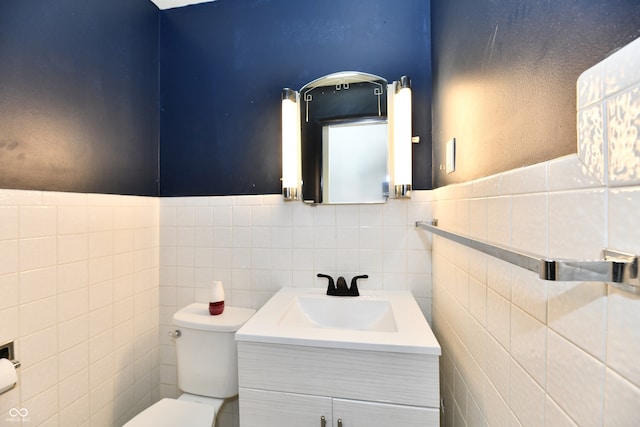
[
  {"xmin": 434, "ymin": 37, "xmax": 640, "ymax": 427},
  {"xmin": 0, "ymin": 191, "xmax": 160, "ymax": 426}
]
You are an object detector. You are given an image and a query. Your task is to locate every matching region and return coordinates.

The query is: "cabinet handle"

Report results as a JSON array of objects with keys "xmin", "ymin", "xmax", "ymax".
[
  {"xmin": 320, "ymin": 415, "xmax": 326, "ymax": 427},
  {"xmin": 337, "ymin": 419, "xmax": 343, "ymax": 427}
]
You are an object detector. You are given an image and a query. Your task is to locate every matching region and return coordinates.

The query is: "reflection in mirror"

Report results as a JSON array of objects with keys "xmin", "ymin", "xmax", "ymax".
[
  {"xmin": 322, "ymin": 119, "xmax": 389, "ymax": 204},
  {"xmin": 280, "ymin": 71, "xmax": 411, "ymax": 204}
]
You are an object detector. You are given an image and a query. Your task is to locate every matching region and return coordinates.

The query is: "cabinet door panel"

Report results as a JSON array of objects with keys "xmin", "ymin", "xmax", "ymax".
[
  {"xmin": 333, "ymin": 398, "xmax": 439, "ymax": 427},
  {"xmin": 240, "ymin": 388, "xmax": 333, "ymax": 427}
]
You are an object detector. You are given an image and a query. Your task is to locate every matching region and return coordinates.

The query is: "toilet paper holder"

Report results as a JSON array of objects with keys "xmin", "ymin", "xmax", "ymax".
[{"xmin": 0, "ymin": 341, "xmax": 21, "ymax": 369}]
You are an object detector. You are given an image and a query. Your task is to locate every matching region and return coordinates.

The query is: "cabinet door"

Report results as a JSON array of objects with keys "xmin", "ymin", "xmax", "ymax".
[
  {"xmin": 239, "ymin": 388, "xmax": 333, "ymax": 427},
  {"xmin": 332, "ymin": 398, "xmax": 439, "ymax": 427}
]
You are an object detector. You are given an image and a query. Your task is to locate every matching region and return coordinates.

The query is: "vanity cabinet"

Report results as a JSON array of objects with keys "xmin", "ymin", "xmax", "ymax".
[
  {"xmin": 237, "ymin": 342, "xmax": 440, "ymax": 427},
  {"xmin": 240, "ymin": 388, "xmax": 439, "ymax": 427}
]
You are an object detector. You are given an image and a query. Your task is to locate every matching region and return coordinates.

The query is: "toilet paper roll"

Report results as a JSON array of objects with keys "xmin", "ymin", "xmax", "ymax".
[{"xmin": 0, "ymin": 358, "xmax": 17, "ymax": 395}]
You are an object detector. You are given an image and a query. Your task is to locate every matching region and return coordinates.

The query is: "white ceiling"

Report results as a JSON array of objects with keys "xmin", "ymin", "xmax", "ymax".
[{"xmin": 150, "ymin": 0, "xmax": 216, "ymax": 10}]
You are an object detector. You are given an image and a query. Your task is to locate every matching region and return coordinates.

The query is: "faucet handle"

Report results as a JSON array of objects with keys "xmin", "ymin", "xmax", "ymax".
[
  {"xmin": 349, "ymin": 274, "xmax": 368, "ymax": 296},
  {"xmin": 317, "ymin": 273, "xmax": 337, "ymax": 295}
]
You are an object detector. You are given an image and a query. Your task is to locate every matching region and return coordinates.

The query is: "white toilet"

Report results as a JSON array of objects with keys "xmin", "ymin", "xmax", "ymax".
[{"xmin": 124, "ymin": 303, "xmax": 256, "ymax": 427}]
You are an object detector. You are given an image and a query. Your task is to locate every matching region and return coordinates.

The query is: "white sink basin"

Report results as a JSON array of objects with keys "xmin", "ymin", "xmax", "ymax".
[
  {"xmin": 236, "ymin": 288, "xmax": 440, "ymax": 354},
  {"xmin": 278, "ymin": 295, "xmax": 397, "ymax": 332}
]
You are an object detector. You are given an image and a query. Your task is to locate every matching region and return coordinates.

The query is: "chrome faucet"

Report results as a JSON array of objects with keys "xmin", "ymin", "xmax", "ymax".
[{"xmin": 317, "ymin": 273, "xmax": 368, "ymax": 297}]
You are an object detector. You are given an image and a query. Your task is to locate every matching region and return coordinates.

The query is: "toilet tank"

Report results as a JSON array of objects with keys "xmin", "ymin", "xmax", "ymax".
[{"xmin": 173, "ymin": 303, "xmax": 255, "ymax": 398}]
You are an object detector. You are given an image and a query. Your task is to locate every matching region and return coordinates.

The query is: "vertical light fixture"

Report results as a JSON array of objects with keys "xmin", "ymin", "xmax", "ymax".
[
  {"xmin": 392, "ymin": 76, "xmax": 412, "ymax": 198},
  {"xmin": 281, "ymin": 88, "xmax": 300, "ymax": 200}
]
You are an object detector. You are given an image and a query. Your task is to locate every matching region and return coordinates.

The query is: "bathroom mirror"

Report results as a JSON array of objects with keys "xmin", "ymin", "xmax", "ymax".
[{"xmin": 299, "ymin": 71, "xmax": 390, "ymax": 204}]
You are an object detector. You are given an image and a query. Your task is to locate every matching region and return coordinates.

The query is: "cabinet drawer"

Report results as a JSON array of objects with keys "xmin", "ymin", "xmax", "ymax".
[
  {"xmin": 239, "ymin": 388, "xmax": 439, "ymax": 427},
  {"xmin": 240, "ymin": 388, "xmax": 333, "ymax": 427},
  {"xmin": 333, "ymin": 398, "xmax": 439, "ymax": 427}
]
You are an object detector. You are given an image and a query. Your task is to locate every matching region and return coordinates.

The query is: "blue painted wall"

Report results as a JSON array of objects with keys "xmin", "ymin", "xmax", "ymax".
[
  {"xmin": 431, "ymin": 0, "xmax": 640, "ymax": 187},
  {"xmin": 0, "ymin": 0, "xmax": 160, "ymax": 195},
  {"xmin": 159, "ymin": 0, "xmax": 432, "ymax": 196}
]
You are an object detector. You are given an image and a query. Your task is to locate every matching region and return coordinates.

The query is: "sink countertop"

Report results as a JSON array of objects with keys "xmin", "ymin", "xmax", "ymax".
[{"xmin": 236, "ymin": 287, "xmax": 441, "ymax": 355}]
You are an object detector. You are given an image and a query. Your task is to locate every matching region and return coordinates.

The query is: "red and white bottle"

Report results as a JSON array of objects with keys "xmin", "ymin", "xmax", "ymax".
[{"xmin": 209, "ymin": 281, "xmax": 225, "ymax": 315}]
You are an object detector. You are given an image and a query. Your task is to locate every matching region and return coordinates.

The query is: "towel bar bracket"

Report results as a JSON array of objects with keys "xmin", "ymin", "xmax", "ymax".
[{"xmin": 416, "ymin": 220, "xmax": 640, "ymax": 294}]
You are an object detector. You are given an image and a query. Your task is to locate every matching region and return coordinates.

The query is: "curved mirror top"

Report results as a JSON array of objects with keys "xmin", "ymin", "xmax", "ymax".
[
  {"xmin": 298, "ymin": 71, "xmax": 390, "ymax": 204},
  {"xmin": 300, "ymin": 71, "xmax": 388, "ymax": 91}
]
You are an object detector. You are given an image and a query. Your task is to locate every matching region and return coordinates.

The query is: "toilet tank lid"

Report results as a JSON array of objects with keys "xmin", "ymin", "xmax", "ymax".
[{"xmin": 173, "ymin": 303, "xmax": 256, "ymax": 332}]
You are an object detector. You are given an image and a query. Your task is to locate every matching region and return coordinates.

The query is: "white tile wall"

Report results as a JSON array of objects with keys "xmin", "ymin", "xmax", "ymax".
[
  {"xmin": 434, "ymin": 36, "xmax": 640, "ymax": 427},
  {"xmin": 0, "ymin": 190, "xmax": 159, "ymax": 427},
  {"xmin": 157, "ymin": 193, "xmax": 433, "ymax": 425}
]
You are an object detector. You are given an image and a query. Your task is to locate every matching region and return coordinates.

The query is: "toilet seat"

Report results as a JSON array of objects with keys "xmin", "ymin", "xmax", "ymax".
[{"xmin": 123, "ymin": 398, "xmax": 216, "ymax": 427}]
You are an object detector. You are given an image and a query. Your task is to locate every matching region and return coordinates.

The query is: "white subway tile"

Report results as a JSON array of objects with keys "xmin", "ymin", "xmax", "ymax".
[
  {"xmin": 510, "ymin": 268, "xmax": 547, "ymax": 323},
  {"xmin": 20, "ymin": 356, "xmax": 58, "ymax": 401},
  {"xmin": 22, "ymin": 381, "xmax": 58, "ymax": 425},
  {"xmin": 486, "ymin": 196, "xmax": 511, "ymax": 247},
  {"xmin": 469, "ymin": 198, "xmax": 487, "ymax": 241},
  {"xmin": 59, "ymin": 394, "xmax": 90, "ymax": 426},
  {"xmin": 213, "ymin": 206, "xmax": 233, "ymax": 227},
  {"xmin": 548, "ymin": 281, "xmax": 607, "ymax": 361},
  {"xmin": 58, "ymin": 315, "xmax": 89, "ymax": 352},
  {"xmin": 603, "ymin": 36, "xmax": 640, "ymax": 97},
  {"xmin": 59, "ymin": 368, "xmax": 89, "ymax": 409},
  {"xmin": 335, "ymin": 205, "xmax": 359, "ymax": 226},
  {"xmin": 193, "ymin": 227, "xmax": 213, "ymax": 248},
  {"xmin": 608, "ymin": 85, "xmax": 640, "ymax": 186},
  {"xmin": 577, "ymin": 59, "xmax": 604, "ymax": 109},
  {"xmin": 58, "ymin": 288, "xmax": 89, "ymax": 323},
  {"xmin": 88, "ymin": 256, "xmax": 114, "ymax": 285},
  {"xmin": 358, "ymin": 204, "xmax": 382, "ymax": 226},
  {"xmin": 358, "ymin": 226, "xmax": 382, "ymax": 250},
  {"xmin": 0, "ymin": 189, "xmax": 41, "ymax": 205},
  {"xmin": 19, "ymin": 266, "xmax": 57, "ymax": 304},
  {"xmin": 90, "ymin": 293, "xmax": 114, "ymax": 333},
  {"xmin": 57, "ymin": 261, "xmax": 88, "ymax": 294},
  {"xmin": 232, "ymin": 227, "xmax": 251, "ymax": 248},
  {"xmin": 468, "ymin": 276, "xmax": 487, "ymax": 327},
  {"xmin": 0, "ymin": 206, "xmax": 19, "ymax": 240},
  {"xmin": 58, "ymin": 341, "xmax": 89, "ymax": 381},
  {"xmin": 20, "ymin": 296, "xmax": 58, "ymax": 335},
  {"xmin": 0, "ymin": 240, "xmax": 18, "ymax": 277},
  {"xmin": 486, "ymin": 257, "xmax": 511, "ymax": 300},
  {"xmin": 548, "ymin": 155, "xmax": 603, "ymax": 191},
  {"xmin": 548, "ymin": 189, "xmax": 606, "ymax": 259},
  {"xmin": 510, "ymin": 359, "xmax": 545, "ymax": 427},
  {"xmin": 577, "ymin": 104, "xmax": 607, "ymax": 185},
  {"xmin": 20, "ymin": 237, "xmax": 57, "ymax": 271},
  {"xmin": 484, "ymin": 381, "xmax": 510, "ymax": 427},
  {"xmin": 609, "ymin": 187, "xmax": 640, "ymax": 255},
  {"xmin": 335, "ymin": 226, "xmax": 359, "ymax": 250},
  {"xmin": 251, "ymin": 205, "xmax": 271, "ymax": 227},
  {"xmin": 511, "ymin": 193, "xmax": 548, "ymax": 257},
  {"xmin": 545, "ymin": 396, "xmax": 577, "ymax": 427},
  {"xmin": 382, "ymin": 201, "xmax": 407, "ymax": 226},
  {"xmin": 486, "ymin": 289, "xmax": 511, "ymax": 351},
  {"xmin": 607, "ymin": 286, "xmax": 640, "ymax": 388},
  {"xmin": 604, "ymin": 368, "xmax": 640, "ymax": 427},
  {"xmin": 547, "ymin": 331, "xmax": 605, "ymax": 427},
  {"xmin": 501, "ymin": 162, "xmax": 548, "ymax": 195},
  {"xmin": 231, "ymin": 206, "xmax": 251, "ymax": 227},
  {"xmin": 20, "ymin": 326, "xmax": 57, "ymax": 367},
  {"xmin": 58, "ymin": 233, "xmax": 89, "ymax": 264},
  {"xmin": 115, "ymin": 229, "xmax": 136, "ymax": 255},
  {"xmin": 20, "ymin": 206, "xmax": 58, "ymax": 238},
  {"xmin": 0, "ymin": 274, "xmax": 18, "ymax": 311},
  {"xmin": 511, "ymin": 306, "xmax": 546, "ymax": 387}
]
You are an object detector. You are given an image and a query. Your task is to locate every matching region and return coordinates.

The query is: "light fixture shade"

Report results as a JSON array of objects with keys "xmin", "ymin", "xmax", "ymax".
[
  {"xmin": 392, "ymin": 76, "xmax": 412, "ymax": 198},
  {"xmin": 281, "ymin": 88, "xmax": 300, "ymax": 200}
]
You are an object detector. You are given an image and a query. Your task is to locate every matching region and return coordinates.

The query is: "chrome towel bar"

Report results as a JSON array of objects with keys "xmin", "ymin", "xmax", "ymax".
[{"xmin": 416, "ymin": 220, "xmax": 640, "ymax": 294}]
